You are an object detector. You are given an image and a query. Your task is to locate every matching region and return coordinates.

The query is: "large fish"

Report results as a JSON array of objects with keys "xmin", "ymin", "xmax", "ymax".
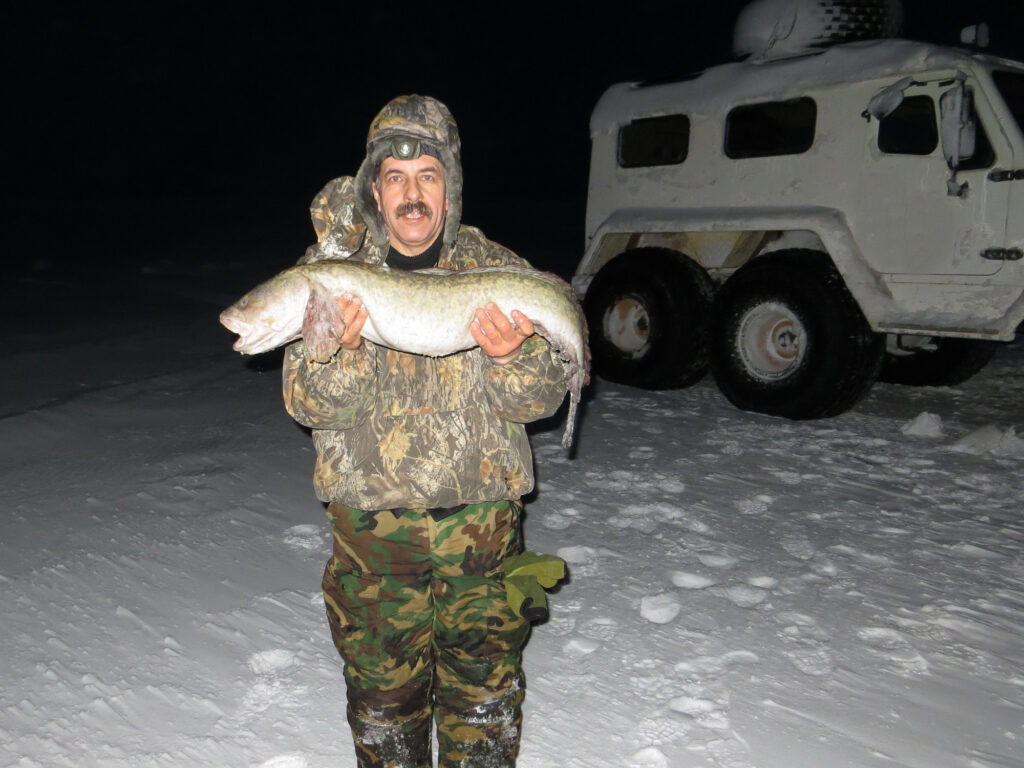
[{"xmin": 220, "ymin": 260, "xmax": 590, "ymax": 448}]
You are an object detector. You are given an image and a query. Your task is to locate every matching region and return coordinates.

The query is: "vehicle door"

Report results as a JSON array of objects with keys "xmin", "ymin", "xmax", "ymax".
[{"xmin": 857, "ymin": 72, "xmax": 1013, "ymax": 278}]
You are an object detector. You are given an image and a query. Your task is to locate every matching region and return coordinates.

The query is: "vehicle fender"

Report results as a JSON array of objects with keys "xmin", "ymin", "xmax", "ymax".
[{"xmin": 576, "ymin": 206, "xmax": 896, "ymax": 330}]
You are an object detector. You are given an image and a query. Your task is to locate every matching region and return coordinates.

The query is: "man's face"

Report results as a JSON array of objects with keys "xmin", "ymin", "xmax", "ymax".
[{"xmin": 372, "ymin": 154, "xmax": 448, "ymax": 256}]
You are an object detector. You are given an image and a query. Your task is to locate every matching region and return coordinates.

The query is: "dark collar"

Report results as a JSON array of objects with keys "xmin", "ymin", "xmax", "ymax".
[{"xmin": 385, "ymin": 236, "xmax": 443, "ymax": 271}]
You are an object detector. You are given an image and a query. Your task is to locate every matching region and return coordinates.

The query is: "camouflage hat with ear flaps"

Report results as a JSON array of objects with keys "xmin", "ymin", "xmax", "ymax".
[{"xmin": 354, "ymin": 94, "xmax": 463, "ymax": 249}]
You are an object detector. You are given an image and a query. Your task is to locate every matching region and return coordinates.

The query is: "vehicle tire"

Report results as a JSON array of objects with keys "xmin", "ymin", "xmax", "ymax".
[
  {"xmin": 879, "ymin": 337, "xmax": 997, "ymax": 386},
  {"xmin": 583, "ymin": 248, "xmax": 716, "ymax": 389},
  {"xmin": 708, "ymin": 249, "xmax": 884, "ymax": 419}
]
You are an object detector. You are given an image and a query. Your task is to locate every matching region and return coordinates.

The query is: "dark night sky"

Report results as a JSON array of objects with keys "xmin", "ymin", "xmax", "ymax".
[{"xmin": 5, "ymin": 1, "xmax": 1023, "ymax": 276}]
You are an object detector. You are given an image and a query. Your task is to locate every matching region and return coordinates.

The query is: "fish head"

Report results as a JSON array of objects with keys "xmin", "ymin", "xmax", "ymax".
[{"xmin": 219, "ymin": 272, "xmax": 310, "ymax": 355}]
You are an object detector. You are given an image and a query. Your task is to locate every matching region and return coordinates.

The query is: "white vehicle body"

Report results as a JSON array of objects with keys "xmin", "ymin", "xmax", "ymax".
[{"xmin": 575, "ymin": 37, "xmax": 1024, "ymax": 417}]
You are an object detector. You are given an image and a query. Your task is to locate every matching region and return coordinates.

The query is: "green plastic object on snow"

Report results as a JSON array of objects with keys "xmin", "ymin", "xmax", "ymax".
[{"xmin": 503, "ymin": 551, "xmax": 567, "ymax": 622}]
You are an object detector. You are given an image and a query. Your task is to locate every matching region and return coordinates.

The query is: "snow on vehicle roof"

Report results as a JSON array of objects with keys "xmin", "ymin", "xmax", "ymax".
[{"xmin": 590, "ymin": 38, "xmax": 1024, "ymax": 135}]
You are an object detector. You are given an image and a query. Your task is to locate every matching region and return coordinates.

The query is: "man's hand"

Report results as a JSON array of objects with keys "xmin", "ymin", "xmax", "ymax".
[
  {"xmin": 471, "ymin": 303, "xmax": 534, "ymax": 364},
  {"xmin": 336, "ymin": 294, "xmax": 368, "ymax": 351},
  {"xmin": 302, "ymin": 291, "xmax": 369, "ymax": 362}
]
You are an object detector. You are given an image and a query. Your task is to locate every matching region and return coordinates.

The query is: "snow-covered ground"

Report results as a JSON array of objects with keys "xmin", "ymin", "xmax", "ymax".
[{"xmin": 3, "ymin": 247, "xmax": 1024, "ymax": 768}]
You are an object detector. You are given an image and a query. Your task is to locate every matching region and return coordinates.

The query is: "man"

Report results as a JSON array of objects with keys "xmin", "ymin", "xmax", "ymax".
[{"xmin": 282, "ymin": 95, "xmax": 569, "ymax": 767}]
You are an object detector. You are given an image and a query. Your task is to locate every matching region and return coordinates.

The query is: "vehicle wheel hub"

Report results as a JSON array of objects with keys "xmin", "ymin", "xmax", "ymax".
[
  {"xmin": 603, "ymin": 296, "xmax": 651, "ymax": 358},
  {"xmin": 737, "ymin": 301, "xmax": 806, "ymax": 380}
]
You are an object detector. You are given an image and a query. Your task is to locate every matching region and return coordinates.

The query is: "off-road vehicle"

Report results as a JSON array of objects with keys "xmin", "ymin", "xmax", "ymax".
[{"xmin": 574, "ymin": 1, "xmax": 1024, "ymax": 417}]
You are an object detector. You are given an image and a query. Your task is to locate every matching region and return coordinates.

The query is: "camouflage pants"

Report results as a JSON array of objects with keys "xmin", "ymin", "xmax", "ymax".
[{"xmin": 322, "ymin": 500, "xmax": 531, "ymax": 768}]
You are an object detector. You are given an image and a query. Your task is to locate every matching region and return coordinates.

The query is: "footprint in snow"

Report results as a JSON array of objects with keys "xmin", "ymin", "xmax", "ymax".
[
  {"xmin": 557, "ymin": 544, "xmax": 596, "ymax": 565},
  {"xmin": 532, "ymin": 443, "xmax": 572, "ymax": 464},
  {"xmin": 562, "ymin": 636, "xmax": 600, "ymax": 658},
  {"xmin": 670, "ymin": 571, "xmax": 717, "ymax": 589},
  {"xmin": 579, "ymin": 616, "xmax": 619, "ymax": 641},
  {"xmin": 776, "ymin": 611, "xmax": 830, "ymax": 640},
  {"xmin": 241, "ymin": 649, "xmax": 303, "ymax": 718},
  {"xmin": 779, "ymin": 534, "xmax": 816, "ymax": 562},
  {"xmin": 545, "ymin": 613, "xmax": 577, "ymax": 637},
  {"xmin": 248, "ymin": 649, "xmax": 296, "ymax": 676},
  {"xmin": 607, "ymin": 506, "xmax": 660, "ymax": 533},
  {"xmin": 547, "ymin": 596, "xmax": 582, "ymax": 636},
  {"xmin": 640, "ymin": 593, "xmax": 681, "ymax": 624},
  {"xmin": 627, "ymin": 669, "xmax": 679, "ymax": 700},
  {"xmin": 657, "ymin": 477, "xmax": 686, "ymax": 494},
  {"xmin": 696, "ymin": 553, "xmax": 739, "ymax": 569},
  {"xmin": 707, "ymin": 736, "xmax": 756, "ymax": 768},
  {"xmin": 776, "ymin": 613, "xmax": 834, "ymax": 677},
  {"xmin": 635, "ymin": 714, "xmax": 686, "ymax": 747},
  {"xmin": 945, "ymin": 542, "xmax": 1003, "ymax": 560},
  {"xmin": 629, "ymin": 746, "xmax": 669, "ymax": 768},
  {"xmin": 538, "ymin": 503, "xmax": 581, "ymax": 530},
  {"xmin": 629, "ymin": 445, "xmax": 655, "ymax": 460},
  {"xmin": 257, "ymin": 756, "xmax": 308, "ymax": 768},
  {"xmin": 785, "ymin": 646, "xmax": 835, "ymax": 677},
  {"xmin": 669, "ymin": 695, "xmax": 732, "ymax": 731},
  {"xmin": 539, "ymin": 513, "xmax": 573, "ymax": 530},
  {"xmin": 734, "ymin": 494, "xmax": 773, "ymax": 515},
  {"xmin": 770, "ymin": 470, "xmax": 804, "ymax": 486},
  {"xmin": 282, "ymin": 524, "xmax": 326, "ymax": 552},
  {"xmin": 669, "ymin": 695, "xmax": 717, "ymax": 717},
  {"xmin": 554, "ymin": 596, "xmax": 585, "ymax": 614},
  {"xmin": 675, "ymin": 650, "xmax": 759, "ymax": 678},
  {"xmin": 857, "ymin": 627, "xmax": 930, "ymax": 674},
  {"xmin": 557, "ymin": 544, "xmax": 600, "ymax": 576},
  {"xmin": 721, "ymin": 584, "xmax": 768, "ymax": 609},
  {"xmin": 241, "ymin": 679, "xmax": 278, "ymax": 715}
]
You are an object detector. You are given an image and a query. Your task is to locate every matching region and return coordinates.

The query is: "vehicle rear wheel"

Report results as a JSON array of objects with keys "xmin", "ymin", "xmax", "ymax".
[
  {"xmin": 708, "ymin": 249, "xmax": 884, "ymax": 419},
  {"xmin": 879, "ymin": 336, "xmax": 997, "ymax": 386},
  {"xmin": 583, "ymin": 248, "xmax": 715, "ymax": 389}
]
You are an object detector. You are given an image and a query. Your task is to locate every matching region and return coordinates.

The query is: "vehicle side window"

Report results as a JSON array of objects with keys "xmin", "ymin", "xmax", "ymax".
[
  {"xmin": 618, "ymin": 115, "xmax": 690, "ymax": 168},
  {"xmin": 992, "ymin": 70, "xmax": 1024, "ymax": 133},
  {"xmin": 878, "ymin": 95, "xmax": 938, "ymax": 155},
  {"xmin": 725, "ymin": 97, "xmax": 816, "ymax": 158}
]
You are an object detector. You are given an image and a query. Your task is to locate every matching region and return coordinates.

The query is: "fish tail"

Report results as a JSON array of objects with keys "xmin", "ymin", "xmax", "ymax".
[{"xmin": 562, "ymin": 397, "xmax": 580, "ymax": 451}]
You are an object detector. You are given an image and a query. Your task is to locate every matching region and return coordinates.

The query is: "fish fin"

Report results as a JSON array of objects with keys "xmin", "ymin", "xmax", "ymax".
[
  {"xmin": 533, "ymin": 320, "xmax": 584, "ymax": 396},
  {"xmin": 302, "ymin": 287, "xmax": 344, "ymax": 363},
  {"xmin": 530, "ymin": 320, "xmax": 583, "ymax": 452}
]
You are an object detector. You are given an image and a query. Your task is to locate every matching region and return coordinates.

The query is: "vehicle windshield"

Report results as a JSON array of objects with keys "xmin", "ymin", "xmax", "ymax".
[{"xmin": 992, "ymin": 70, "xmax": 1024, "ymax": 141}]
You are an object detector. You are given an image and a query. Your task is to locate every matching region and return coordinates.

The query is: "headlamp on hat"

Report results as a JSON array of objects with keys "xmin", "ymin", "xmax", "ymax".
[
  {"xmin": 387, "ymin": 137, "xmax": 440, "ymax": 162},
  {"xmin": 391, "ymin": 138, "xmax": 420, "ymax": 160}
]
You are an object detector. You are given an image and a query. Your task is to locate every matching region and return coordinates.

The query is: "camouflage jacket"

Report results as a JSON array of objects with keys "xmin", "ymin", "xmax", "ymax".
[{"xmin": 282, "ymin": 206, "xmax": 568, "ymax": 511}]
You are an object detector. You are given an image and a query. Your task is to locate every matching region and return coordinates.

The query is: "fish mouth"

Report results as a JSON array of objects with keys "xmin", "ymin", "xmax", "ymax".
[
  {"xmin": 219, "ymin": 310, "xmax": 253, "ymax": 351},
  {"xmin": 219, "ymin": 309, "xmax": 294, "ymax": 354}
]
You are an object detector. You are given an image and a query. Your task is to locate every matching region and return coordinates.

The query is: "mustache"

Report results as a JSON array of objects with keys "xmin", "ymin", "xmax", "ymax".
[{"xmin": 394, "ymin": 201, "xmax": 432, "ymax": 218}]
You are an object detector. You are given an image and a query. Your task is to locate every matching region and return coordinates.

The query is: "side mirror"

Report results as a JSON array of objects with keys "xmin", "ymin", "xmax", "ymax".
[
  {"xmin": 866, "ymin": 76, "xmax": 914, "ymax": 120},
  {"xmin": 939, "ymin": 76, "xmax": 976, "ymax": 196},
  {"xmin": 960, "ymin": 23, "xmax": 990, "ymax": 48},
  {"xmin": 939, "ymin": 79, "xmax": 976, "ymax": 171}
]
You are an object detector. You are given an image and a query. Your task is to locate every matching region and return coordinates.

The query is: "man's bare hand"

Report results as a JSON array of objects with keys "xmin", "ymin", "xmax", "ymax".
[
  {"xmin": 302, "ymin": 292, "xmax": 368, "ymax": 362},
  {"xmin": 337, "ymin": 294, "xmax": 369, "ymax": 351},
  {"xmin": 471, "ymin": 303, "xmax": 534, "ymax": 364}
]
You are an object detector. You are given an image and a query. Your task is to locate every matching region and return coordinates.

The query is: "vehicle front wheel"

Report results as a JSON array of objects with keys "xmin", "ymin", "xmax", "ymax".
[
  {"xmin": 583, "ymin": 248, "xmax": 715, "ymax": 389},
  {"xmin": 708, "ymin": 250, "xmax": 884, "ymax": 419}
]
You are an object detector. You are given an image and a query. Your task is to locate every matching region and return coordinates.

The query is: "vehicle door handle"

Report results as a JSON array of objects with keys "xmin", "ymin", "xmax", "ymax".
[{"xmin": 988, "ymin": 168, "xmax": 1024, "ymax": 182}]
